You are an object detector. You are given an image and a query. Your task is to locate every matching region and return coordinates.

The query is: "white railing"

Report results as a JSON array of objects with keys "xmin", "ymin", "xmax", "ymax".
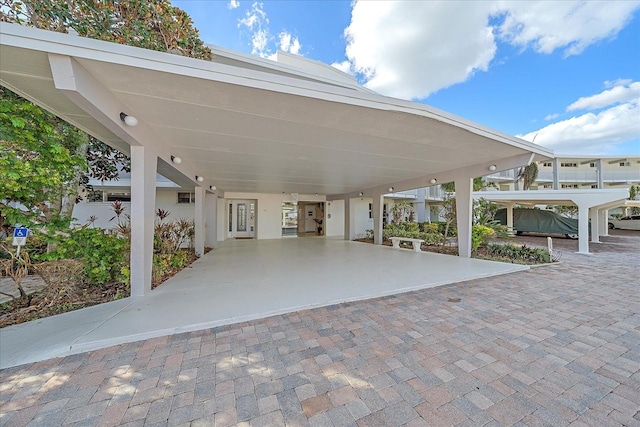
[{"xmin": 537, "ymin": 171, "xmax": 640, "ymax": 183}]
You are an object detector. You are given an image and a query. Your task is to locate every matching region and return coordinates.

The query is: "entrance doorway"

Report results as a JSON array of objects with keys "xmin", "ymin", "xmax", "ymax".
[
  {"xmin": 228, "ymin": 200, "xmax": 255, "ymax": 239},
  {"xmin": 298, "ymin": 202, "xmax": 325, "ymax": 236}
]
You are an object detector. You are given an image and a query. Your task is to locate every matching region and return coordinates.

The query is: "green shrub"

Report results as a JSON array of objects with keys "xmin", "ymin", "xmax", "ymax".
[
  {"xmin": 40, "ymin": 228, "xmax": 128, "ymax": 285},
  {"xmin": 487, "ymin": 243, "xmax": 551, "ymax": 264},
  {"xmin": 152, "ymin": 250, "xmax": 191, "ymax": 284},
  {"xmin": 419, "ymin": 222, "xmax": 439, "ymax": 233},
  {"xmin": 471, "ymin": 225, "xmax": 495, "ymax": 251}
]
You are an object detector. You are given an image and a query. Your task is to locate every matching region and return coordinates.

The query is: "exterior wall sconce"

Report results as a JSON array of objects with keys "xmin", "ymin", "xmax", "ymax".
[
  {"xmin": 430, "ymin": 178, "xmax": 437, "ymax": 184},
  {"xmin": 119, "ymin": 112, "xmax": 138, "ymax": 127},
  {"xmin": 388, "ymin": 187, "xmax": 394, "ymax": 192},
  {"xmin": 315, "ymin": 193, "xmax": 319, "ymax": 196},
  {"xmin": 209, "ymin": 185, "xmax": 216, "ymax": 191},
  {"xmin": 171, "ymin": 156, "xmax": 182, "ymax": 164},
  {"xmin": 489, "ymin": 164, "xmax": 497, "ymax": 171},
  {"xmin": 196, "ymin": 176, "xmax": 204, "ymax": 182},
  {"xmin": 358, "ymin": 192, "xmax": 363, "ymax": 196}
]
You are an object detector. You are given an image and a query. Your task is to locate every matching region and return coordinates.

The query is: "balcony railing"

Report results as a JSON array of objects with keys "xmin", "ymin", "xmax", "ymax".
[{"xmin": 536, "ymin": 171, "xmax": 640, "ymax": 183}]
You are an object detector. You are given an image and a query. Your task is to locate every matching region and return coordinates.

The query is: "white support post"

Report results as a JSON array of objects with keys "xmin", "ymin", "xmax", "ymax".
[
  {"xmin": 344, "ymin": 197, "xmax": 355, "ymax": 241},
  {"xmin": 416, "ymin": 188, "xmax": 426, "ymax": 223},
  {"xmin": 600, "ymin": 209, "xmax": 609, "ymax": 237},
  {"xmin": 372, "ymin": 193, "xmax": 384, "ymax": 245},
  {"xmin": 597, "ymin": 159, "xmax": 604, "ymax": 189},
  {"xmin": 205, "ymin": 193, "xmax": 218, "ymax": 248},
  {"xmin": 590, "ymin": 207, "xmax": 600, "ymax": 243},
  {"xmin": 553, "ymin": 158, "xmax": 560, "ymax": 190},
  {"xmin": 130, "ymin": 146, "xmax": 157, "ymax": 297},
  {"xmin": 576, "ymin": 204, "xmax": 591, "ymax": 254},
  {"xmin": 194, "ymin": 186, "xmax": 205, "ymax": 257},
  {"xmin": 455, "ymin": 178, "xmax": 473, "ymax": 258},
  {"xmin": 505, "ymin": 202, "xmax": 515, "ymax": 236}
]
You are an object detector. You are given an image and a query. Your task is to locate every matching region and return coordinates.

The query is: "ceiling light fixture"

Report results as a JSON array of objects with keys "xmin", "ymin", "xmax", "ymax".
[
  {"xmin": 209, "ymin": 185, "xmax": 216, "ymax": 191},
  {"xmin": 430, "ymin": 178, "xmax": 437, "ymax": 184},
  {"xmin": 119, "ymin": 112, "xmax": 138, "ymax": 127},
  {"xmin": 196, "ymin": 176, "xmax": 204, "ymax": 182},
  {"xmin": 489, "ymin": 164, "xmax": 497, "ymax": 171},
  {"xmin": 388, "ymin": 187, "xmax": 394, "ymax": 192},
  {"xmin": 358, "ymin": 192, "xmax": 363, "ymax": 197},
  {"xmin": 171, "ymin": 156, "xmax": 182, "ymax": 164}
]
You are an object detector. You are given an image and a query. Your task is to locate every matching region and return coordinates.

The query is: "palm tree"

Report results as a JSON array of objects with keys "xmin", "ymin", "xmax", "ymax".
[{"xmin": 517, "ymin": 162, "xmax": 538, "ymax": 190}]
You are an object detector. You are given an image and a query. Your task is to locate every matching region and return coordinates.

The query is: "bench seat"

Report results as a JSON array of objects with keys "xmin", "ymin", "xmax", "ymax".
[{"xmin": 389, "ymin": 237, "xmax": 424, "ymax": 252}]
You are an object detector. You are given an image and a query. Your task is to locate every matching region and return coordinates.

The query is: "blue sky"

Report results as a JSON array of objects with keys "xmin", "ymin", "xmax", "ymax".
[{"xmin": 172, "ymin": 1, "xmax": 640, "ymax": 156}]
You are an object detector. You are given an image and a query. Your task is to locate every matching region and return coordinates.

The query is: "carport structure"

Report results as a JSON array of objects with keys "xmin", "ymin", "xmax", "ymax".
[
  {"xmin": 474, "ymin": 189, "xmax": 632, "ymax": 254},
  {"xmin": 0, "ymin": 23, "xmax": 553, "ymax": 297}
]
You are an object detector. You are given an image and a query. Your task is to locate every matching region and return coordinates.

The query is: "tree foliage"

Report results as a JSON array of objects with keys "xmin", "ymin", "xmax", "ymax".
[
  {"xmin": 1, "ymin": 0, "xmax": 212, "ymax": 228},
  {"xmin": 517, "ymin": 162, "xmax": 538, "ymax": 190},
  {"xmin": 1, "ymin": 0, "xmax": 212, "ymax": 60},
  {"xmin": 0, "ymin": 87, "xmax": 88, "ymax": 228}
]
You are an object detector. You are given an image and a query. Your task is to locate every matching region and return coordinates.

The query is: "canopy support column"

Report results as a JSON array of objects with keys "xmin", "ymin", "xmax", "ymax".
[
  {"xmin": 576, "ymin": 204, "xmax": 591, "ymax": 254},
  {"xmin": 373, "ymin": 193, "xmax": 384, "ymax": 245},
  {"xmin": 600, "ymin": 209, "xmax": 609, "ymax": 237},
  {"xmin": 344, "ymin": 197, "xmax": 355, "ymax": 241},
  {"xmin": 130, "ymin": 146, "xmax": 157, "ymax": 297},
  {"xmin": 416, "ymin": 188, "xmax": 426, "ymax": 223},
  {"xmin": 205, "ymin": 193, "xmax": 218, "ymax": 248},
  {"xmin": 455, "ymin": 178, "xmax": 473, "ymax": 258},
  {"xmin": 590, "ymin": 207, "xmax": 600, "ymax": 243},
  {"xmin": 194, "ymin": 186, "xmax": 205, "ymax": 257}
]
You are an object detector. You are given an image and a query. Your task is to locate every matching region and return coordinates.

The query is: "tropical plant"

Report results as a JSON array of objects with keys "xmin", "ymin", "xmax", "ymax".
[
  {"xmin": 517, "ymin": 162, "xmax": 539, "ymax": 190},
  {"xmin": 0, "ymin": 87, "xmax": 88, "ymax": 229},
  {"xmin": 486, "ymin": 243, "xmax": 554, "ymax": 264},
  {"xmin": 1, "ymin": 0, "xmax": 212, "ymax": 220},
  {"xmin": 471, "ymin": 225, "xmax": 495, "ymax": 251},
  {"xmin": 439, "ymin": 195, "xmax": 457, "ymax": 246},
  {"xmin": 390, "ymin": 201, "xmax": 414, "ymax": 225}
]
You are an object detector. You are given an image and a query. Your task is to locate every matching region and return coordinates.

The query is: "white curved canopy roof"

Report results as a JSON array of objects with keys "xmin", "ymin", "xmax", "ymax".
[{"xmin": 0, "ymin": 23, "xmax": 553, "ymax": 196}]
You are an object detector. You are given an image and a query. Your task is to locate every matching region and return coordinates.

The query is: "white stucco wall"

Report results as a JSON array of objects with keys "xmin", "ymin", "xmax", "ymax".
[
  {"xmin": 72, "ymin": 189, "xmax": 196, "ymax": 230},
  {"xmin": 75, "ymin": 189, "xmax": 353, "ymax": 241}
]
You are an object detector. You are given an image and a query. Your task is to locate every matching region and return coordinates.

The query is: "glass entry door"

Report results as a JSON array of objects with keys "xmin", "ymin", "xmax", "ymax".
[{"xmin": 228, "ymin": 200, "xmax": 255, "ymax": 238}]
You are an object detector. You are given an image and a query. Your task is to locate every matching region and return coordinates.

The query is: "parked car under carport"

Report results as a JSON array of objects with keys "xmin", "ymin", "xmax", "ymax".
[
  {"xmin": 608, "ymin": 215, "xmax": 640, "ymax": 230},
  {"xmin": 495, "ymin": 208, "xmax": 582, "ymax": 239}
]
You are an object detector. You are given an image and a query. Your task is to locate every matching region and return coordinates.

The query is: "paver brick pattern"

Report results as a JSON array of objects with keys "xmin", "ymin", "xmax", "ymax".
[{"xmin": 1, "ymin": 232, "xmax": 639, "ymax": 426}]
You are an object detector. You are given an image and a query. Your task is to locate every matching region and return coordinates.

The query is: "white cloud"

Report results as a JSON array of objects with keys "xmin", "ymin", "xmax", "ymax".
[
  {"xmin": 238, "ymin": 2, "xmax": 270, "ymax": 57},
  {"xmin": 228, "ymin": 0, "xmax": 239, "ymax": 10},
  {"xmin": 344, "ymin": 1, "xmax": 496, "ymax": 99},
  {"xmin": 545, "ymin": 113, "xmax": 560, "ymax": 121},
  {"xmin": 567, "ymin": 81, "xmax": 640, "ymax": 111},
  {"xmin": 496, "ymin": 1, "xmax": 640, "ymax": 57},
  {"xmin": 331, "ymin": 60, "xmax": 353, "ymax": 75},
  {"xmin": 518, "ymin": 83, "xmax": 640, "ymax": 154},
  {"xmin": 340, "ymin": 1, "xmax": 640, "ymax": 100},
  {"xmin": 238, "ymin": 2, "xmax": 303, "ymax": 59},
  {"xmin": 278, "ymin": 31, "xmax": 301, "ymax": 55}
]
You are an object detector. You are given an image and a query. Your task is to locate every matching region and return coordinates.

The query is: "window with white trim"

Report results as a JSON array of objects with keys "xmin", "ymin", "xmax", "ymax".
[{"xmin": 177, "ymin": 192, "xmax": 195, "ymax": 204}]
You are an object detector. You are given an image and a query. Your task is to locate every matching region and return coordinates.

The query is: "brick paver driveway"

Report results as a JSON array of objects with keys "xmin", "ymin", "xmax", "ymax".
[{"xmin": 1, "ymin": 231, "xmax": 639, "ymax": 426}]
